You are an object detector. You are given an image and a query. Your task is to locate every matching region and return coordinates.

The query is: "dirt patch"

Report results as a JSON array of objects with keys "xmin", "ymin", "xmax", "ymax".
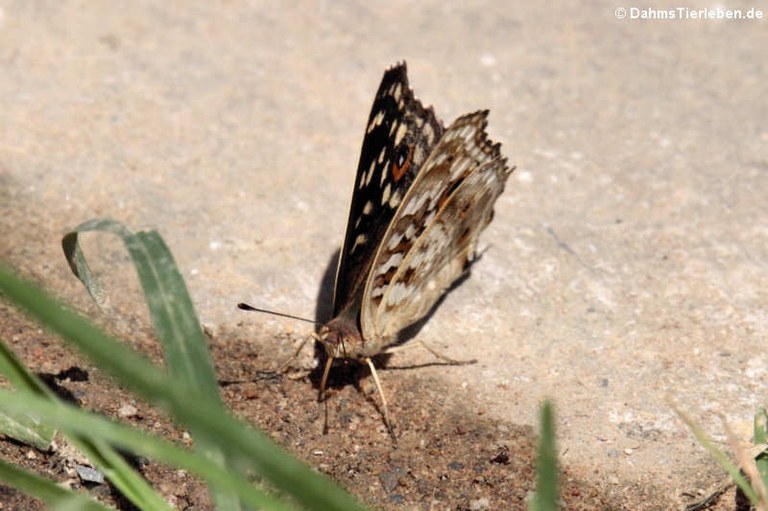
[{"xmin": 0, "ymin": 302, "xmax": 741, "ymax": 510}]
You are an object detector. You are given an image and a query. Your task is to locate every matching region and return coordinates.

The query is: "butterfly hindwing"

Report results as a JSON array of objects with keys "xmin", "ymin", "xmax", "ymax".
[
  {"xmin": 360, "ymin": 111, "xmax": 512, "ymax": 342},
  {"xmin": 332, "ymin": 63, "xmax": 444, "ymax": 316}
]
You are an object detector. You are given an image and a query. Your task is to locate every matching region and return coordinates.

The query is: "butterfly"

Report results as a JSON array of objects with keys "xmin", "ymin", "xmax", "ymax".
[
  {"xmin": 242, "ymin": 62, "xmax": 513, "ymax": 435},
  {"xmin": 314, "ymin": 62, "xmax": 513, "ymax": 432}
]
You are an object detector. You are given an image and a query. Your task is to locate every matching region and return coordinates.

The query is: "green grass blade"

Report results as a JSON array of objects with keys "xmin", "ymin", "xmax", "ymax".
[
  {"xmin": 0, "ymin": 389, "xmax": 297, "ymax": 511},
  {"xmin": 754, "ymin": 409, "xmax": 768, "ymax": 496},
  {"xmin": 0, "ymin": 340, "xmax": 175, "ymax": 511},
  {"xmin": 62, "ymin": 218, "xmax": 235, "ymax": 508},
  {"xmin": 674, "ymin": 404, "xmax": 759, "ymax": 505},
  {"xmin": 62, "ymin": 218, "xmax": 219, "ymax": 400},
  {"xmin": 0, "ymin": 402, "xmax": 52, "ymax": 450},
  {"xmin": 755, "ymin": 408, "xmax": 768, "ymax": 445},
  {"xmin": 61, "ymin": 218, "xmax": 128, "ymax": 306},
  {"xmin": 0, "ymin": 341, "xmax": 55, "ymax": 448},
  {"xmin": 0, "ymin": 264, "xmax": 369, "ymax": 511},
  {"xmin": 529, "ymin": 400, "xmax": 559, "ymax": 511},
  {"xmin": 0, "ymin": 457, "xmax": 112, "ymax": 511},
  {"xmin": 74, "ymin": 437, "xmax": 175, "ymax": 511}
]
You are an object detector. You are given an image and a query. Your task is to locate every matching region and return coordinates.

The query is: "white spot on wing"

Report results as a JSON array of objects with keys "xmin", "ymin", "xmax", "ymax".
[
  {"xmin": 422, "ymin": 123, "xmax": 434, "ymax": 143},
  {"xmin": 351, "ymin": 233, "xmax": 367, "ymax": 253},
  {"xmin": 394, "ymin": 123, "xmax": 407, "ymax": 146},
  {"xmin": 367, "ymin": 110, "xmax": 385, "ymax": 134},
  {"xmin": 379, "ymin": 252, "xmax": 403, "ymax": 273},
  {"xmin": 387, "ymin": 231, "xmax": 403, "ymax": 249},
  {"xmin": 381, "ymin": 183, "xmax": 391, "ymax": 205},
  {"xmin": 387, "ymin": 282, "xmax": 408, "ymax": 305},
  {"xmin": 451, "ymin": 157, "xmax": 470, "ymax": 179},
  {"xmin": 401, "ymin": 190, "xmax": 432, "ymax": 217},
  {"xmin": 358, "ymin": 170, "xmax": 366, "ymax": 190},
  {"xmin": 389, "ymin": 191, "xmax": 402, "ymax": 209}
]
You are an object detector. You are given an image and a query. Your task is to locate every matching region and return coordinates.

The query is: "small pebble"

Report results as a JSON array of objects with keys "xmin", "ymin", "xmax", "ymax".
[
  {"xmin": 378, "ymin": 469, "xmax": 400, "ymax": 492},
  {"xmin": 118, "ymin": 404, "xmax": 138, "ymax": 418},
  {"xmin": 379, "ymin": 467, "xmax": 405, "ymax": 493},
  {"xmin": 75, "ymin": 465, "xmax": 104, "ymax": 484}
]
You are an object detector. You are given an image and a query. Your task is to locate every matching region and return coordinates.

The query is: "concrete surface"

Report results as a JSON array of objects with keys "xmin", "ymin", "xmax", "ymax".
[{"xmin": 2, "ymin": 0, "xmax": 766, "ymax": 503}]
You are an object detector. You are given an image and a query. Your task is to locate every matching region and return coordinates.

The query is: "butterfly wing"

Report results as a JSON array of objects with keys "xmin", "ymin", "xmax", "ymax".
[
  {"xmin": 360, "ymin": 111, "xmax": 512, "ymax": 342},
  {"xmin": 332, "ymin": 63, "xmax": 444, "ymax": 317}
]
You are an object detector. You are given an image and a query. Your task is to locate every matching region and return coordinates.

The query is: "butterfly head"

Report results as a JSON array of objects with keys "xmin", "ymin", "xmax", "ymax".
[{"xmin": 318, "ymin": 315, "xmax": 365, "ymax": 360}]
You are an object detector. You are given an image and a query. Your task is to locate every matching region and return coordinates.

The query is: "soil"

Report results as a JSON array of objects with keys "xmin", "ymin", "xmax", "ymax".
[{"xmin": 0, "ymin": 300, "xmax": 741, "ymax": 510}]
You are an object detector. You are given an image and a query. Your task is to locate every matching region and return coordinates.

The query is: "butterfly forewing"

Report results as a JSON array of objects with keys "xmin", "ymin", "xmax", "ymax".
[
  {"xmin": 332, "ymin": 63, "xmax": 444, "ymax": 317},
  {"xmin": 360, "ymin": 111, "xmax": 512, "ymax": 342}
]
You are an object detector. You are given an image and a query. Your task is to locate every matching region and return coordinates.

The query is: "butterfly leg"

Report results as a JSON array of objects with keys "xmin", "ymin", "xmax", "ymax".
[
  {"xmin": 318, "ymin": 355, "xmax": 334, "ymax": 403},
  {"xmin": 279, "ymin": 333, "xmax": 316, "ymax": 372},
  {"xmin": 384, "ymin": 340, "xmax": 477, "ymax": 365},
  {"xmin": 364, "ymin": 357, "xmax": 396, "ymax": 439},
  {"xmin": 315, "ymin": 355, "xmax": 337, "ymax": 435}
]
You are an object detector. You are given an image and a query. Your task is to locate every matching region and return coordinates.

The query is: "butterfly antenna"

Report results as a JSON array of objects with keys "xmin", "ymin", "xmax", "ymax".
[
  {"xmin": 237, "ymin": 302, "xmax": 321, "ymax": 325},
  {"xmin": 239, "ymin": 303, "xmax": 323, "ymax": 374}
]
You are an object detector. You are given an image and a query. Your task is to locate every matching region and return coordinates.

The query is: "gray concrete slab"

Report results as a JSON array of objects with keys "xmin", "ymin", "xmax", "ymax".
[{"xmin": 2, "ymin": 1, "xmax": 766, "ymax": 503}]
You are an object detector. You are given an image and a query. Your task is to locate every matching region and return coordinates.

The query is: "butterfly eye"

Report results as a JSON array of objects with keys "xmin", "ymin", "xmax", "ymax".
[{"xmin": 391, "ymin": 144, "xmax": 413, "ymax": 182}]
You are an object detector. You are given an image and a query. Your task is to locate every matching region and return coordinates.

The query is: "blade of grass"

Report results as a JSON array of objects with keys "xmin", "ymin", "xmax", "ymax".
[
  {"xmin": 0, "ymin": 457, "xmax": 112, "ymax": 511},
  {"xmin": 673, "ymin": 403, "xmax": 759, "ymax": 505},
  {"xmin": 0, "ymin": 389, "xmax": 297, "ymax": 511},
  {"xmin": 755, "ymin": 409, "xmax": 768, "ymax": 488},
  {"xmin": 0, "ymin": 407, "xmax": 51, "ymax": 451},
  {"xmin": 724, "ymin": 421, "xmax": 768, "ymax": 510},
  {"xmin": 63, "ymin": 219, "xmax": 235, "ymax": 509},
  {"xmin": 0, "ymin": 340, "xmax": 175, "ymax": 511},
  {"xmin": 62, "ymin": 218, "xmax": 219, "ymax": 401},
  {"xmin": 529, "ymin": 400, "xmax": 559, "ymax": 511},
  {"xmin": 756, "ymin": 409, "xmax": 768, "ymax": 445},
  {"xmin": 0, "ymin": 264, "xmax": 369, "ymax": 511},
  {"xmin": 0, "ymin": 340, "xmax": 56, "ymax": 449},
  {"xmin": 73, "ymin": 437, "xmax": 175, "ymax": 511}
]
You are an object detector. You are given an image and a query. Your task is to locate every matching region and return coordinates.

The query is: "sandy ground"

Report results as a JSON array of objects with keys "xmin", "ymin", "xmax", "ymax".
[{"xmin": 1, "ymin": 1, "xmax": 767, "ymax": 509}]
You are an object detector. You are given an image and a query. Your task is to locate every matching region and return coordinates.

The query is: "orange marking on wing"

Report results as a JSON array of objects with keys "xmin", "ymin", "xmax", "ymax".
[{"xmin": 391, "ymin": 146, "xmax": 413, "ymax": 182}]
